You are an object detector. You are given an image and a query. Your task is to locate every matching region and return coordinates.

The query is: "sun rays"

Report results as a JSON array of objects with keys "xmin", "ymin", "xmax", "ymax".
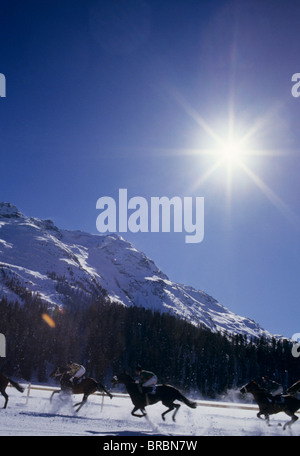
[{"xmin": 167, "ymin": 90, "xmax": 299, "ymax": 229}]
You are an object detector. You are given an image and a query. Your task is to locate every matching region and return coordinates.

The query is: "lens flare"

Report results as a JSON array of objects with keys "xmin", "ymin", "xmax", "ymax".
[{"xmin": 42, "ymin": 313, "xmax": 56, "ymax": 328}]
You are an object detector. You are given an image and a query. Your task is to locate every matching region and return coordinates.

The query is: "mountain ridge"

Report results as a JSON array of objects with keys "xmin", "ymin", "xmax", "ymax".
[{"xmin": 0, "ymin": 202, "xmax": 274, "ymax": 339}]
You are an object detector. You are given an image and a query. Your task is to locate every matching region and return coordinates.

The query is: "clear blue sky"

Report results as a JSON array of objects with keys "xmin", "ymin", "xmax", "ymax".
[{"xmin": 1, "ymin": 0, "xmax": 299, "ymax": 338}]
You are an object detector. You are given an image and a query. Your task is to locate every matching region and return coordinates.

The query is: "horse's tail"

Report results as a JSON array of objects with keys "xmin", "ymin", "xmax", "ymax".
[
  {"xmin": 8, "ymin": 378, "xmax": 24, "ymax": 393},
  {"xmin": 176, "ymin": 390, "xmax": 197, "ymax": 409},
  {"xmin": 97, "ymin": 382, "xmax": 113, "ymax": 399}
]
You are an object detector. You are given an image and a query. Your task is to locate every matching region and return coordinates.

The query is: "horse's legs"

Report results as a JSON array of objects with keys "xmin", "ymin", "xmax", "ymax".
[
  {"xmin": 1, "ymin": 390, "xmax": 8, "ymax": 409},
  {"xmin": 172, "ymin": 403, "xmax": 180, "ymax": 421},
  {"xmin": 74, "ymin": 394, "xmax": 88, "ymax": 412},
  {"xmin": 50, "ymin": 390, "xmax": 60, "ymax": 402},
  {"xmin": 74, "ymin": 395, "xmax": 84, "ymax": 407},
  {"xmin": 131, "ymin": 406, "xmax": 147, "ymax": 418},
  {"xmin": 257, "ymin": 411, "xmax": 270, "ymax": 425},
  {"xmin": 75, "ymin": 399, "xmax": 86, "ymax": 413},
  {"xmin": 97, "ymin": 383, "xmax": 113, "ymax": 399},
  {"xmin": 283, "ymin": 414, "xmax": 298, "ymax": 430},
  {"xmin": 161, "ymin": 402, "xmax": 180, "ymax": 422},
  {"xmin": 74, "ymin": 385, "xmax": 98, "ymax": 412}
]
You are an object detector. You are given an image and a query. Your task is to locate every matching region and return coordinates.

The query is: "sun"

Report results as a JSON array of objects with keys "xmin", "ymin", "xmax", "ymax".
[
  {"xmin": 206, "ymin": 128, "xmax": 254, "ymax": 173},
  {"xmin": 218, "ymin": 137, "xmax": 245, "ymax": 164},
  {"xmin": 184, "ymin": 113, "xmax": 299, "ymax": 227},
  {"xmin": 164, "ymin": 80, "xmax": 300, "ymax": 229}
]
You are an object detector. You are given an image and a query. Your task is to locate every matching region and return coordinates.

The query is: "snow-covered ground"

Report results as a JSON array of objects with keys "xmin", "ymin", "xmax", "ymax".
[{"xmin": 0, "ymin": 383, "xmax": 298, "ymax": 437}]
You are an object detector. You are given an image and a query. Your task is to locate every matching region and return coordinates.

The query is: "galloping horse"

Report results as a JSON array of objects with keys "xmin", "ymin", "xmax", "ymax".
[
  {"xmin": 112, "ymin": 373, "xmax": 197, "ymax": 422},
  {"xmin": 0, "ymin": 372, "xmax": 24, "ymax": 409},
  {"xmin": 240, "ymin": 380, "xmax": 300, "ymax": 430},
  {"xmin": 50, "ymin": 366, "xmax": 113, "ymax": 412}
]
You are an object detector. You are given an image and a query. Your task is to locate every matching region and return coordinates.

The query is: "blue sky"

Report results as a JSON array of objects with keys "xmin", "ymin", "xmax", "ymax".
[{"xmin": 1, "ymin": 0, "xmax": 300, "ymax": 338}]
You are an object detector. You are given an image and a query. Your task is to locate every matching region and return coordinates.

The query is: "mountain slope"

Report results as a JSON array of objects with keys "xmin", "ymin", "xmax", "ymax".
[{"xmin": 0, "ymin": 202, "xmax": 273, "ymax": 339}]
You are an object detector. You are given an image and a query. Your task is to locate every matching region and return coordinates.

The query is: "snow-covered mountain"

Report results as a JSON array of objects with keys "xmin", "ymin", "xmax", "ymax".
[{"xmin": 0, "ymin": 202, "xmax": 273, "ymax": 339}]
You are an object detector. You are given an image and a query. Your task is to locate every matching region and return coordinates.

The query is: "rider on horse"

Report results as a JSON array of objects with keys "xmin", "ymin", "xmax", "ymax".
[
  {"xmin": 261, "ymin": 376, "xmax": 283, "ymax": 403},
  {"xmin": 66, "ymin": 361, "xmax": 86, "ymax": 385},
  {"xmin": 135, "ymin": 364, "xmax": 158, "ymax": 395}
]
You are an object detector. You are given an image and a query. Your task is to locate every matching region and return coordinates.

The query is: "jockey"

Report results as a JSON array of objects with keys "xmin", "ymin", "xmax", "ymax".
[
  {"xmin": 66, "ymin": 361, "xmax": 86, "ymax": 384},
  {"xmin": 261, "ymin": 376, "xmax": 283, "ymax": 403},
  {"xmin": 135, "ymin": 364, "xmax": 158, "ymax": 395},
  {"xmin": 261, "ymin": 376, "xmax": 283, "ymax": 396}
]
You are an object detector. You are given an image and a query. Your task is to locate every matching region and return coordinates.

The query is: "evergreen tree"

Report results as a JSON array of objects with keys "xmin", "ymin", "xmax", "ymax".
[{"xmin": 1, "ymin": 289, "xmax": 300, "ymax": 396}]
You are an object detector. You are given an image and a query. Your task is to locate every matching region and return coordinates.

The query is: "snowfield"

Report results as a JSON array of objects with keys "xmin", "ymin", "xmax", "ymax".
[{"xmin": 0, "ymin": 383, "xmax": 298, "ymax": 437}]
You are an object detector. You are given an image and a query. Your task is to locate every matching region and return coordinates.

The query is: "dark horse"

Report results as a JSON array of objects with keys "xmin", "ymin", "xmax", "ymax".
[
  {"xmin": 112, "ymin": 373, "xmax": 197, "ymax": 422},
  {"xmin": 0, "ymin": 372, "xmax": 24, "ymax": 409},
  {"xmin": 50, "ymin": 366, "xmax": 113, "ymax": 412},
  {"xmin": 240, "ymin": 380, "xmax": 300, "ymax": 430}
]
